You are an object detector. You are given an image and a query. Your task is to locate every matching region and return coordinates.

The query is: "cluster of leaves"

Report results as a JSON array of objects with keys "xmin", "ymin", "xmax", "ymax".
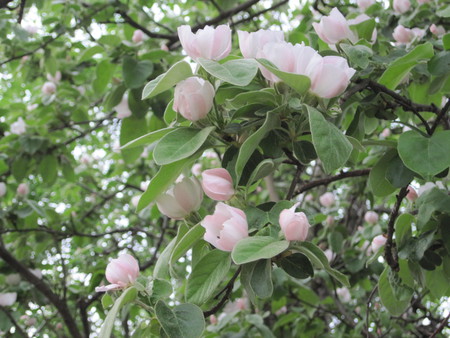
[{"xmin": 0, "ymin": 0, "xmax": 449, "ymax": 337}]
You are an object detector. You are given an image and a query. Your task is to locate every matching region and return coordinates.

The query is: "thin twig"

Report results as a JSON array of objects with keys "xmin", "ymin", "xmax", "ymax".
[
  {"xmin": 295, "ymin": 169, "xmax": 370, "ymax": 195},
  {"xmin": 203, "ymin": 267, "xmax": 241, "ymax": 317},
  {"xmin": 429, "ymin": 313, "xmax": 450, "ymax": 338}
]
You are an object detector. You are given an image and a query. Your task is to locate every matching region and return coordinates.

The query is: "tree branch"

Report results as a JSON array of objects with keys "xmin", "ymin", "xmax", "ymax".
[
  {"xmin": 430, "ymin": 98, "xmax": 450, "ymax": 134},
  {"xmin": 294, "ymin": 169, "xmax": 371, "ymax": 195},
  {"xmin": 203, "ymin": 267, "xmax": 241, "ymax": 317},
  {"xmin": 0, "ymin": 237, "xmax": 82, "ymax": 338},
  {"xmin": 384, "ymin": 187, "xmax": 408, "ymax": 272},
  {"xmin": 231, "ymin": 0, "xmax": 289, "ymax": 27}
]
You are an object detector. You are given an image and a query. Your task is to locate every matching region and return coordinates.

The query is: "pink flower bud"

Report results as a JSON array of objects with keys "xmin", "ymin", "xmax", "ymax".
[
  {"xmin": 95, "ymin": 254, "xmax": 139, "ymax": 292},
  {"xmin": 201, "ymin": 202, "xmax": 248, "ymax": 252},
  {"xmin": 319, "ymin": 192, "xmax": 335, "ymax": 208},
  {"xmin": 0, "ymin": 182, "xmax": 6, "ymax": 197},
  {"xmin": 393, "ymin": 0, "xmax": 411, "ymax": 14},
  {"xmin": 0, "ymin": 292, "xmax": 17, "ymax": 306},
  {"xmin": 47, "ymin": 71, "xmax": 61, "ymax": 83},
  {"xmin": 131, "ymin": 195, "xmax": 140, "ymax": 208},
  {"xmin": 406, "ymin": 186, "xmax": 418, "ymax": 202},
  {"xmin": 201, "ymin": 168, "xmax": 234, "ymax": 201},
  {"xmin": 326, "ymin": 216, "xmax": 334, "ymax": 226},
  {"xmin": 11, "ymin": 117, "xmax": 26, "ymax": 135},
  {"xmin": 114, "ymin": 94, "xmax": 132, "ymax": 119},
  {"xmin": 25, "ymin": 317, "xmax": 37, "ymax": 326},
  {"xmin": 177, "ymin": 25, "xmax": 231, "ymax": 61},
  {"xmin": 430, "ymin": 24, "xmax": 445, "ymax": 37},
  {"xmin": 191, "ymin": 163, "xmax": 202, "ymax": 176},
  {"xmin": 357, "ymin": 0, "xmax": 375, "ymax": 10},
  {"xmin": 364, "ymin": 211, "xmax": 379, "ymax": 224},
  {"xmin": 312, "ymin": 8, "xmax": 356, "ymax": 45},
  {"xmin": 309, "ymin": 56, "xmax": 356, "ymax": 98},
  {"xmin": 42, "ymin": 81, "xmax": 56, "ymax": 95},
  {"xmin": 17, "ymin": 183, "xmax": 29, "ymax": 197},
  {"xmin": 156, "ymin": 177, "xmax": 203, "ymax": 219},
  {"xmin": 56, "ymin": 323, "xmax": 63, "ymax": 330},
  {"xmin": 132, "ymin": 29, "xmax": 144, "ymax": 43},
  {"xmin": 392, "ymin": 25, "xmax": 415, "ymax": 44},
  {"xmin": 371, "ymin": 235, "xmax": 387, "ymax": 252},
  {"xmin": 237, "ymin": 29, "xmax": 284, "ymax": 58},
  {"xmin": 173, "ymin": 76, "xmax": 215, "ymax": 121},
  {"xmin": 210, "ymin": 314, "xmax": 218, "ymax": 325},
  {"xmin": 279, "ymin": 203, "xmax": 310, "ymax": 241}
]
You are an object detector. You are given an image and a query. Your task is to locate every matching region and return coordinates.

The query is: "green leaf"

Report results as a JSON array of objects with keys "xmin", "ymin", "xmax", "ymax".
[
  {"xmin": 99, "ymin": 287, "xmax": 137, "ymax": 338},
  {"xmin": 340, "ymin": 43, "xmax": 373, "ymax": 69},
  {"xmin": 293, "ymin": 242, "xmax": 350, "ymax": 287},
  {"xmin": 395, "ymin": 213, "xmax": 414, "ymax": 250},
  {"xmin": 250, "ymin": 259, "xmax": 273, "ymax": 299},
  {"xmin": 292, "ymin": 140, "xmax": 317, "ymax": 165},
  {"xmin": 385, "ymin": 154, "xmax": 415, "ymax": 188},
  {"xmin": 247, "ymin": 159, "xmax": 275, "ymax": 186},
  {"xmin": 153, "ymin": 127, "xmax": 215, "ymax": 165},
  {"xmin": 368, "ymin": 149, "xmax": 396, "ymax": 197},
  {"xmin": 154, "ymin": 226, "xmax": 188, "ymax": 279},
  {"xmin": 186, "ymin": 250, "xmax": 231, "ymax": 304},
  {"xmin": 170, "ymin": 224, "xmax": 205, "ymax": 265},
  {"xmin": 93, "ymin": 60, "xmax": 114, "ymax": 95},
  {"xmin": 101, "ymin": 293, "xmax": 113, "ymax": 309},
  {"xmin": 197, "ymin": 58, "xmax": 258, "ymax": 86},
  {"xmin": 123, "ymin": 57, "xmax": 154, "ymax": 89},
  {"xmin": 428, "ymin": 51, "xmax": 450, "ymax": 76},
  {"xmin": 121, "ymin": 127, "xmax": 175, "ymax": 150},
  {"xmin": 235, "ymin": 111, "xmax": 280, "ymax": 183},
  {"xmin": 231, "ymin": 236, "xmax": 289, "ymax": 265},
  {"xmin": 79, "ymin": 45, "xmax": 104, "ymax": 63},
  {"xmin": 398, "ymin": 131, "xmax": 450, "ymax": 178},
  {"xmin": 256, "ymin": 58, "xmax": 311, "ymax": 94},
  {"xmin": 416, "ymin": 188, "xmax": 450, "ymax": 228},
  {"xmin": 137, "ymin": 155, "xmax": 197, "ymax": 211},
  {"xmin": 38, "ymin": 154, "xmax": 58, "ymax": 186},
  {"xmin": 378, "ymin": 268, "xmax": 411, "ymax": 316},
  {"xmin": 119, "ymin": 116, "xmax": 148, "ymax": 164},
  {"xmin": 103, "ymin": 84, "xmax": 126, "ymax": 111},
  {"xmin": 437, "ymin": 6, "xmax": 450, "ymax": 18},
  {"xmin": 280, "ymin": 253, "xmax": 314, "ymax": 279},
  {"xmin": 12, "ymin": 156, "xmax": 30, "ymax": 181},
  {"xmin": 155, "ymin": 301, "xmax": 205, "ymax": 338},
  {"xmin": 443, "ymin": 33, "xmax": 450, "ymax": 51},
  {"xmin": 378, "ymin": 43, "xmax": 434, "ymax": 90},
  {"xmin": 142, "ymin": 61, "xmax": 193, "ymax": 99},
  {"xmin": 350, "ymin": 18, "xmax": 375, "ymax": 41},
  {"xmin": 306, "ymin": 105, "xmax": 352, "ymax": 173}
]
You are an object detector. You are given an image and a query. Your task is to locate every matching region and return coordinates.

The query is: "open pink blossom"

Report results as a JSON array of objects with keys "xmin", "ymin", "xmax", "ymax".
[
  {"xmin": 312, "ymin": 8, "xmax": 356, "ymax": 44},
  {"xmin": 393, "ymin": 0, "xmax": 410, "ymax": 14},
  {"xmin": 279, "ymin": 203, "xmax": 310, "ymax": 241},
  {"xmin": 95, "ymin": 254, "xmax": 139, "ymax": 292},
  {"xmin": 177, "ymin": 25, "xmax": 231, "ymax": 61},
  {"xmin": 357, "ymin": 0, "xmax": 375, "ymax": 10},
  {"xmin": 309, "ymin": 56, "xmax": 356, "ymax": 98},
  {"xmin": 201, "ymin": 203, "xmax": 248, "ymax": 252},
  {"xmin": 201, "ymin": 168, "xmax": 234, "ymax": 201},
  {"xmin": 237, "ymin": 29, "xmax": 284, "ymax": 58}
]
